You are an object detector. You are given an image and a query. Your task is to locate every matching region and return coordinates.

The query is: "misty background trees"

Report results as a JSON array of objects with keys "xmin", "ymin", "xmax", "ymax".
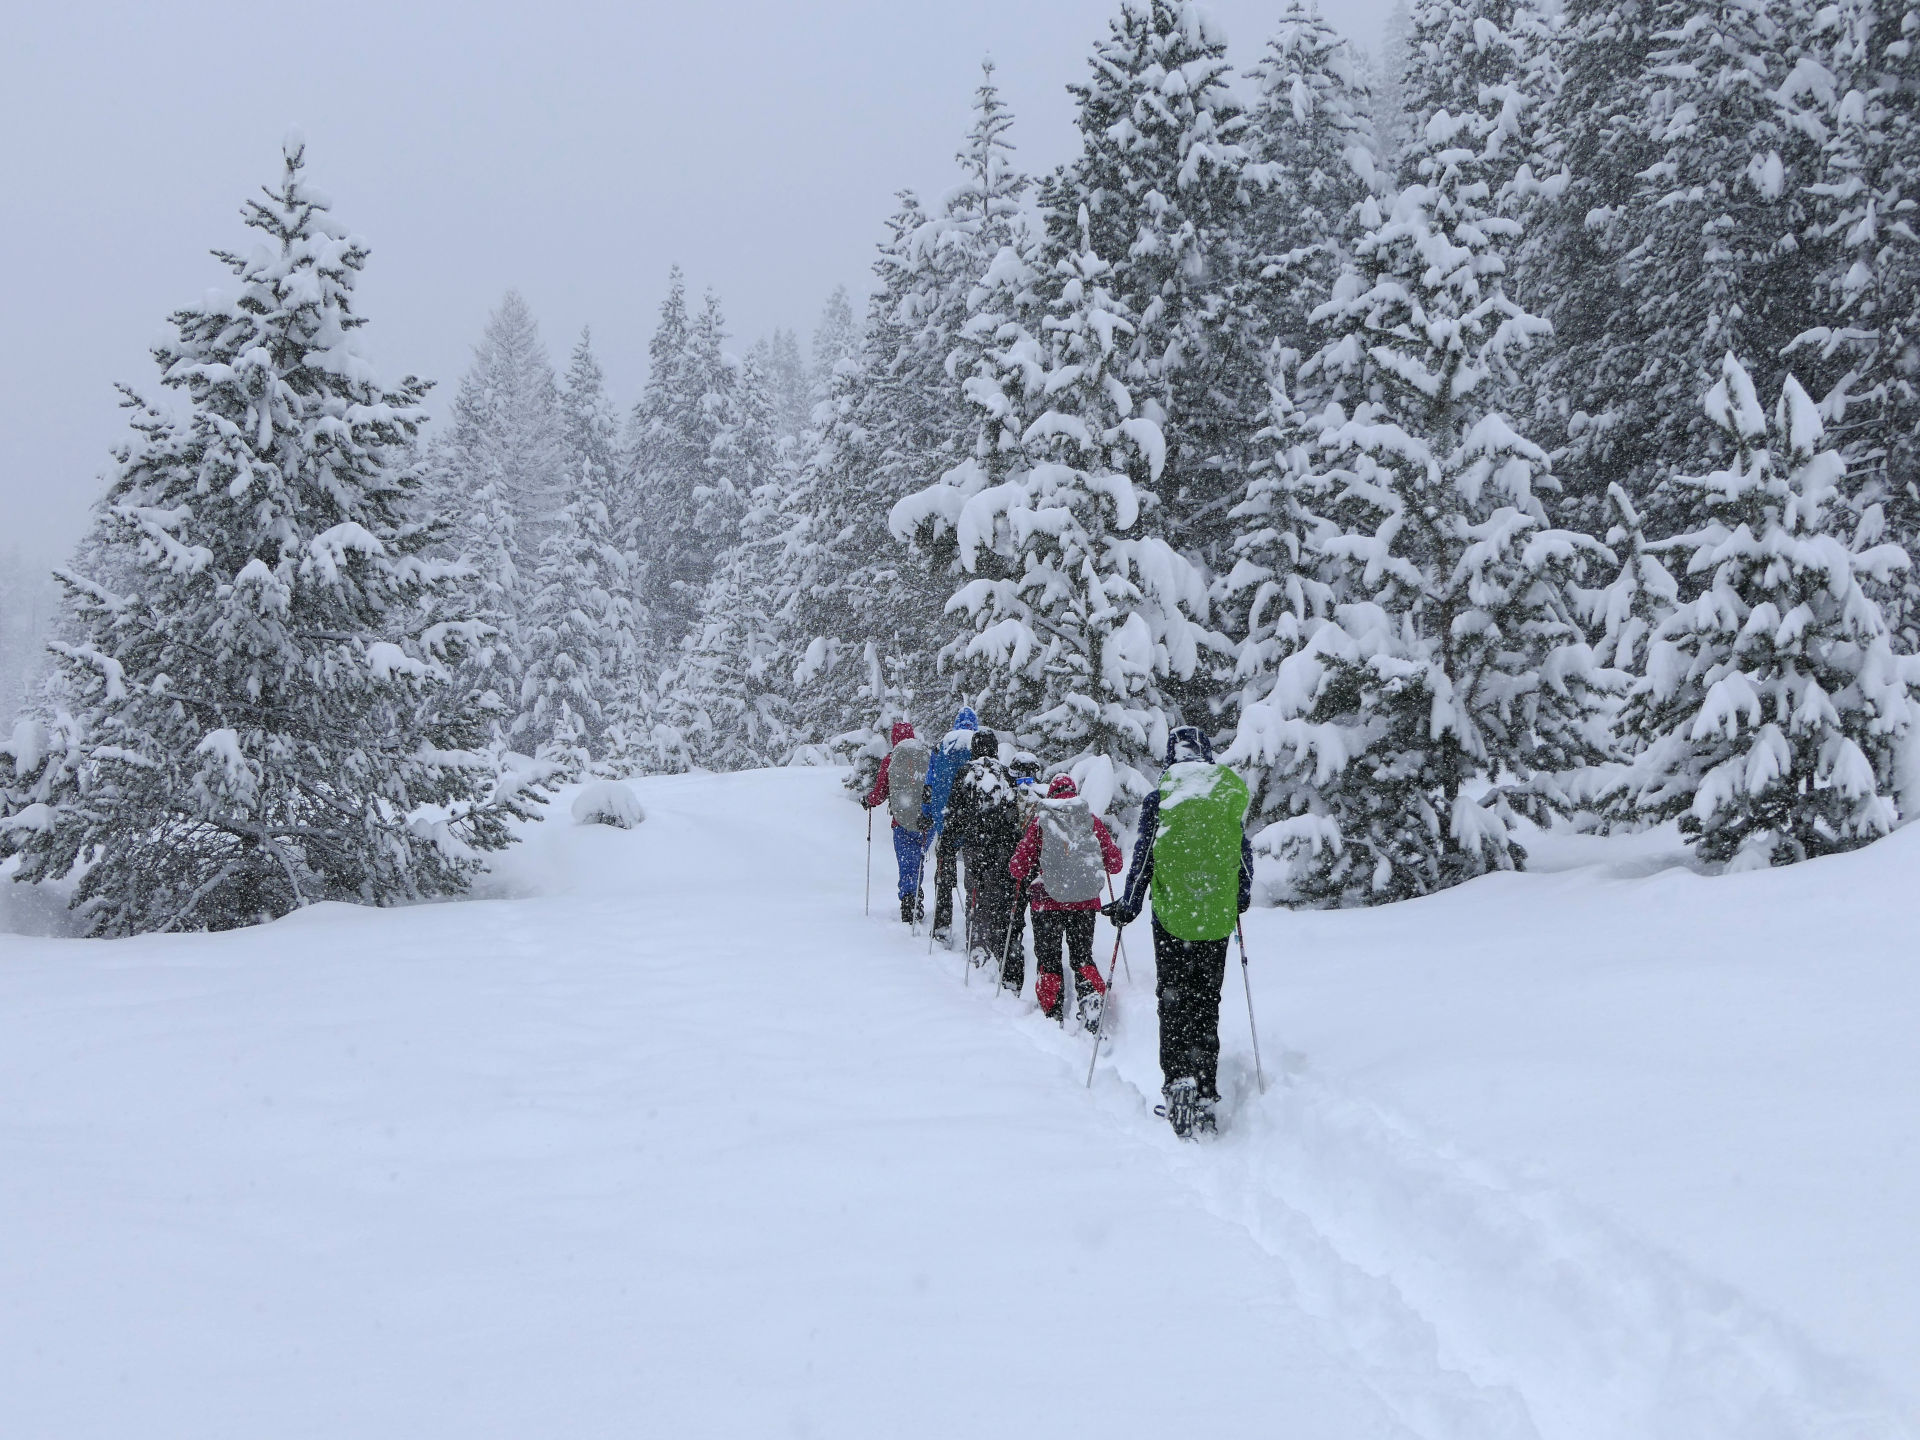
[{"xmin": 8, "ymin": 0, "xmax": 1920, "ymax": 933}]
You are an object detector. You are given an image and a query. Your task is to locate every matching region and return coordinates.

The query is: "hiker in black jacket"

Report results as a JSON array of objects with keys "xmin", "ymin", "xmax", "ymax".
[{"xmin": 941, "ymin": 729, "xmax": 1025, "ymax": 976}]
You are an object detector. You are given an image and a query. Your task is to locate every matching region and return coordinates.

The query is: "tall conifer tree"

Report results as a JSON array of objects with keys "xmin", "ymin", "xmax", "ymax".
[{"xmin": 0, "ymin": 139, "xmax": 532, "ymax": 935}]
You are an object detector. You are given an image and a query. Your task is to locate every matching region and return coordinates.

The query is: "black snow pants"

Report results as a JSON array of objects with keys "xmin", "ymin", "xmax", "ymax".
[
  {"xmin": 965, "ymin": 848, "xmax": 1021, "ymax": 976},
  {"xmin": 1152, "ymin": 917, "xmax": 1229, "ymax": 1101},
  {"xmin": 1031, "ymin": 909, "xmax": 1101, "ymax": 1020},
  {"xmin": 932, "ymin": 838, "xmax": 961, "ymax": 934}
]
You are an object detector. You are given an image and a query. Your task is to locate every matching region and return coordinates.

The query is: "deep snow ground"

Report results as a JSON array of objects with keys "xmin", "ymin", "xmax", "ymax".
[{"xmin": 0, "ymin": 767, "xmax": 1915, "ymax": 1439}]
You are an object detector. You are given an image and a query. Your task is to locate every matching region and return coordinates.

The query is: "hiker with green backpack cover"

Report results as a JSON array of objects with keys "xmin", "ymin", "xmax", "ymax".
[{"xmin": 1104, "ymin": 726, "xmax": 1254, "ymax": 1140}]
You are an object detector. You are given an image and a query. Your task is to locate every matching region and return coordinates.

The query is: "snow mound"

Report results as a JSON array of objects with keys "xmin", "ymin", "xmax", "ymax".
[{"xmin": 570, "ymin": 780, "xmax": 645, "ymax": 829}]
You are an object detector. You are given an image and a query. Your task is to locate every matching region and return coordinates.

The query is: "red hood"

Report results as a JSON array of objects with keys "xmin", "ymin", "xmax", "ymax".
[
  {"xmin": 1047, "ymin": 775, "xmax": 1078, "ymax": 799},
  {"xmin": 889, "ymin": 722, "xmax": 916, "ymax": 745}
]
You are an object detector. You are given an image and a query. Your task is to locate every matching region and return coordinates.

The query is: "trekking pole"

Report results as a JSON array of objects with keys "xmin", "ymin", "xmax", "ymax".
[
  {"xmin": 1103, "ymin": 875, "xmax": 1134, "ymax": 983},
  {"xmin": 926, "ymin": 833, "xmax": 941, "ymax": 956},
  {"xmin": 1236, "ymin": 919, "xmax": 1266, "ymax": 1094},
  {"xmin": 911, "ymin": 830, "xmax": 928, "ymax": 936},
  {"xmin": 963, "ymin": 866, "xmax": 978, "ymax": 987},
  {"xmin": 864, "ymin": 807, "xmax": 873, "ymax": 917},
  {"xmin": 1084, "ymin": 925, "xmax": 1125, "ymax": 1089},
  {"xmin": 1000, "ymin": 880, "xmax": 1026, "ymax": 996}
]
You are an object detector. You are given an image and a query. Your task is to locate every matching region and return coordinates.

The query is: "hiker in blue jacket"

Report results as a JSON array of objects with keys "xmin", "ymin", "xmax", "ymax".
[{"xmin": 923, "ymin": 706, "xmax": 979, "ymax": 944}]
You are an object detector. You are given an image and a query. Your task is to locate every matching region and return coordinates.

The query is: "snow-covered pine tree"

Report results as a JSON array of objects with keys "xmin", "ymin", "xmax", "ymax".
[
  {"xmin": 1217, "ymin": 383, "xmax": 1339, "ymax": 828},
  {"xmin": 1218, "ymin": 8, "xmax": 1385, "ymax": 790},
  {"xmin": 1226, "ymin": 11, "xmax": 1613, "ymax": 905},
  {"xmin": 763, "ymin": 327, "xmax": 814, "ymax": 445},
  {"xmin": 515, "ymin": 483, "xmax": 632, "ymax": 776},
  {"xmin": 786, "ymin": 68, "xmax": 1032, "ymax": 763},
  {"xmin": 895, "ymin": 214, "xmax": 1217, "ymax": 816},
  {"xmin": 424, "ymin": 291, "xmax": 568, "ymax": 740},
  {"xmin": 1242, "ymin": 1, "xmax": 1384, "ymax": 394},
  {"xmin": 1542, "ymin": 0, "xmax": 1821, "ymax": 534},
  {"xmin": 782, "ymin": 214, "xmax": 934, "ymax": 763},
  {"xmin": 515, "ymin": 337, "xmax": 646, "ymax": 776},
  {"xmin": 810, "ymin": 287, "xmax": 860, "ymax": 409},
  {"xmin": 1616, "ymin": 353, "xmax": 1919, "ymax": 866},
  {"xmin": 627, "ymin": 273, "xmax": 739, "ymax": 645},
  {"xmin": 1792, "ymin": 0, "xmax": 1920, "ymax": 642},
  {"xmin": 1514, "ymin": 0, "xmax": 1663, "ymax": 532},
  {"xmin": 1371, "ymin": 0, "xmax": 1420, "ymax": 172},
  {"xmin": 0, "ymin": 137, "xmax": 534, "ymax": 936},
  {"xmin": 1041, "ymin": 0, "xmax": 1269, "ymax": 586},
  {"xmin": 659, "ymin": 352, "xmax": 801, "ymax": 770}
]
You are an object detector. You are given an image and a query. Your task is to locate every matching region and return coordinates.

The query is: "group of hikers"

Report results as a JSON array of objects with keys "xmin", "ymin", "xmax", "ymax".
[{"xmin": 863, "ymin": 708, "xmax": 1254, "ymax": 1141}]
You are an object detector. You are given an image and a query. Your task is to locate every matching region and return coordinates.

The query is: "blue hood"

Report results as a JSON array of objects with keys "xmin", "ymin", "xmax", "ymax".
[
  {"xmin": 1165, "ymin": 725, "xmax": 1214, "ymax": 765},
  {"xmin": 953, "ymin": 707, "xmax": 979, "ymax": 732}
]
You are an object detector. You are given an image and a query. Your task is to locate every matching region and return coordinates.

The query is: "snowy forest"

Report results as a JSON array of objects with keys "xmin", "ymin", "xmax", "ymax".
[{"xmin": 7, "ymin": 0, "xmax": 1920, "ymax": 936}]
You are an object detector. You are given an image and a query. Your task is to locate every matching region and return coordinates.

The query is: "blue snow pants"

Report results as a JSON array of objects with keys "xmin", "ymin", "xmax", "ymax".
[{"xmin": 893, "ymin": 826, "xmax": 928, "ymax": 899}]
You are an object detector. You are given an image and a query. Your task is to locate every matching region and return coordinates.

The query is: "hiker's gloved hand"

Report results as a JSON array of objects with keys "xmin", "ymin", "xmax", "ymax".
[{"xmin": 1101, "ymin": 901, "xmax": 1135, "ymax": 927}]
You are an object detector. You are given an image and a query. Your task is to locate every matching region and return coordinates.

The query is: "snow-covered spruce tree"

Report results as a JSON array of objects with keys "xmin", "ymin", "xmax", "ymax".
[
  {"xmin": 1393, "ymin": 0, "xmax": 1562, "ymax": 197},
  {"xmin": 791, "ymin": 235, "xmax": 966, "ymax": 771},
  {"xmin": 516, "ymin": 335, "xmax": 653, "ymax": 776},
  {"xmin": 1217, "ymin": 3, "xmax": 1383, "ymax": 740},
  {"xmin": 1042, "ymin": 0, "xmax": 1269, "ymax": 588},
  {"xmin": 1542, "ymin": 0, "xmax": 1821, "ymax": 534},
  {"xmin": 1371, "ymin": 0, "xmax": 1421, "ymax": 172},
  {"xmin": 1242, "ymin": 2, "xmax": 1383, "ymax": 395},
  {"xmin": 810, "ymin": 286, "xmax": 861, "ymax": 408},
  {"xmin": 0, "ymin": 138, "xmax": 535, "ymax": 936},
  {"xmin": 1217, "ymin": 383, "xmax": 1339, "ymax": 829},
  {"xmin": 661, "ymin": 355, "xmax": 802, "ymax": 771},
  {"xmin": 1791, "ymin": 1, "xmax": 1920, "ymax": 642},
  {"xmin": 1615, "ymin": 354, "xmax": 1919, "ymax": 867},
  {"xmin": 762, "ymin": 327, "xmax": 814, "ymax": 446},
  {"xmin": 894, "ymin": 216, "xmax": 1217, "ymax": 816},
  {"xmin": 1226, "ymin": 42, "xmax": 1614, "ymax": 905},
  {"xmin": 627, "ymin": 274, "xmax": 739, "ymax": 645},
  {"xmin": 515, "ymin": 486, "xmax": 629, "ymax": 776},
  {"xmin": 1513, "ymin": 0, "xmax": 1662, "ymax": 532},
  {"xmin": 786, "ymin": 69, "xmax": 1031, "ymax": 761},
  {"xmin": 423, "ymin": 292, "xmax": 568, "ymax": 740}
]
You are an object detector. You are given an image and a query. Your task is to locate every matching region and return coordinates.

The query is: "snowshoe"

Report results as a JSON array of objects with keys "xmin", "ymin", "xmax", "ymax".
[
  {"xmin": 1157, "ymin": 1078, "xmax": 1197, "ymax": 1138},
  {"xmin": 1157, "ymin": 1078, "xmax": 1205, "ymax": 1141},
  {"xmin": 932, "ymin": 924, "xmax": 952, "ymax": 947},
  {"xmin": 1191, "ymin": 1094, "xmax": 1218, "ymax": 1138},
  {"xmin": 1075, "ymin": 988, "xmax": 1104, "ymax": 1035}
]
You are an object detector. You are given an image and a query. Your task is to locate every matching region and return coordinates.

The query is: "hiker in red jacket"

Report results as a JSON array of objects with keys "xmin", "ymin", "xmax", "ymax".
[
  {"xmin": 1008, "ymin": 775, "xmax": 1123, "ymax": 1029},
  {"xmin": 863, "ymin": 722, "xmax": 933, "ymax": 923}
]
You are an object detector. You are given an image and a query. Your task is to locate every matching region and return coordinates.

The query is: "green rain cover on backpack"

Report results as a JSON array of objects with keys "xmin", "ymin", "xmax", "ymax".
[{"xmin": 1150, "ymin": 761, "xmax": 1251, "ymax": 942}]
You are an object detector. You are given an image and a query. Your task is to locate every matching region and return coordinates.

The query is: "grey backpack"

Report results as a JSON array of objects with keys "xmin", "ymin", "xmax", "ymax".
[
  {"xmin": 1037, "ymin": 798, "xmax": 1105, "ymax": 903},
  {"xmin": 887, "ymin": 737, "xmax": 933, "ymax": 832}
]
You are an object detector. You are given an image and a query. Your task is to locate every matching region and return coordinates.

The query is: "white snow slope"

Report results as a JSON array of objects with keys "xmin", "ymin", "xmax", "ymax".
[{"xmin": 1, "ymin": 767, "xmax": 1915, "ymax": 1439}]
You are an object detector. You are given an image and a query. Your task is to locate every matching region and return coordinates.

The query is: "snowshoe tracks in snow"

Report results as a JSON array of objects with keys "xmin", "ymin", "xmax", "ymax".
[{"xmin": 908, "ymin": 920, "xmax": 1914, "ymax": 1440}]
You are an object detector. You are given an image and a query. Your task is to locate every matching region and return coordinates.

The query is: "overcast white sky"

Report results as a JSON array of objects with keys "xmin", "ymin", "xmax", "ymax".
[{"xmin": 0, "ymin": 0, "xmax": 1394, "ymax": 567}]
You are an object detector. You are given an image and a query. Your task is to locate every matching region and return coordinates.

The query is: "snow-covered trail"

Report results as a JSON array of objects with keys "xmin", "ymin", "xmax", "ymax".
[
  {"xmin": 0, "ymin": 768, "xmax": 1913, "ymax": 1439},
  {"xmin": 0, "ymin": 770, "xmax": 1469, "ymax": 1439}
]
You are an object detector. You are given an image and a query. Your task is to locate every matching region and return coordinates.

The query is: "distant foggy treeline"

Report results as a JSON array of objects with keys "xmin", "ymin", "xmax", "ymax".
[{"xmin": 8, "ymin": 0, "xmax": 1920, "ymax": 936}]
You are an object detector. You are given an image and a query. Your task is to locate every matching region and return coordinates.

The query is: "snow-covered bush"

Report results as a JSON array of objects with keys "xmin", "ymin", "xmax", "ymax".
[{"xmin": 571, "ymin": 780, "xmax": 646, "ymax": 830}]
